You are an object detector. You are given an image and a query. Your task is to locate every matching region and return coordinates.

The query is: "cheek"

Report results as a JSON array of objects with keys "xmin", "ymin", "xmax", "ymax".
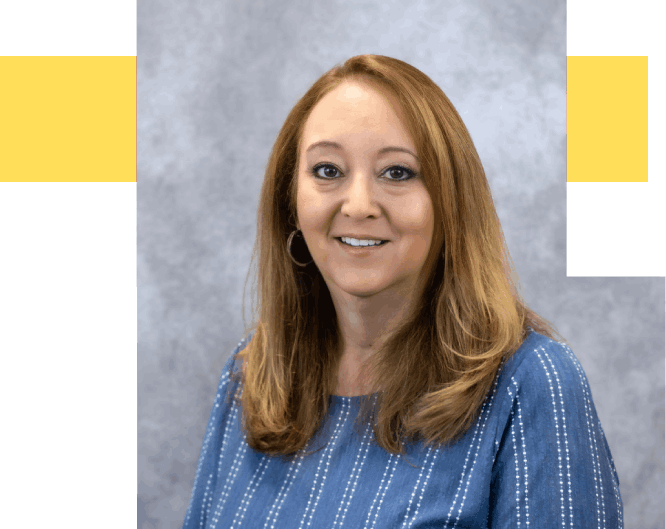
[
  {"xmin": 296, "ymin": 182, "xmax": 329, "ymax": 235},
  {"xmin": 296, "ymin": 181, "xmax": 317, "ymax": 225},
  {"xmin": 401, "ymin": 193, "xmax": 435, "ymax": 237}
]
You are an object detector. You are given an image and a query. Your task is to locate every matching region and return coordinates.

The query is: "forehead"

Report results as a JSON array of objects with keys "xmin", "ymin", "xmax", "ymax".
[{"xmin": 300, "ymin": 80, "xmax": 415, "ymax": 152}]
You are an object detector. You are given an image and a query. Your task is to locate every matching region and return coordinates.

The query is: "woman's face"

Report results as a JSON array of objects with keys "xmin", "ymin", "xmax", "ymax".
[{"xmin": 296, "ymin": 79, "xmax": 434, "ymax": 299}]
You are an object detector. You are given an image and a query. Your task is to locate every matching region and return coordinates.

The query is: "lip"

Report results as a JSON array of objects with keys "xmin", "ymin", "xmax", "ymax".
[
  {"xmin": 335, "ymin": 237, "xmax": 389, "ymax": 254},
  {"xmin": 335, "ymin": 235, "xmax": 390, "ymax": 241}
]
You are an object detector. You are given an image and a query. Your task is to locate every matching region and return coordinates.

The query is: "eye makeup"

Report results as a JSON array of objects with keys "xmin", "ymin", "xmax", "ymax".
[{"xmin": 310, "ymin": 163, "xmax": 418, "ymax": 182}]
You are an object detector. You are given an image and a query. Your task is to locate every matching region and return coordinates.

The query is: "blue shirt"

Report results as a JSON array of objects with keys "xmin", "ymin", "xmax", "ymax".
[{"xmin": 183, "ymin": 329, "xmax": 623, "ymax": 528}]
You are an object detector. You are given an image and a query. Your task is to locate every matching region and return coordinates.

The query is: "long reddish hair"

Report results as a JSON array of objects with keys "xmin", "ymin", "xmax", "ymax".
[{"xmin": 229, "ymin": 54, "xmax": 563, "ymax": 460}]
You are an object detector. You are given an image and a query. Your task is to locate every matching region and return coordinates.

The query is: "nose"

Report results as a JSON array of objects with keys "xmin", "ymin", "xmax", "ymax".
[{"xmin": 340, "ymin": 170, "xmax": 381, "ymax": 219}]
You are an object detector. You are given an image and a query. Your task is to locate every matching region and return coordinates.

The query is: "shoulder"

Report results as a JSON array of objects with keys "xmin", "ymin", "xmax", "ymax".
[
  {"xmin": 496, "ymin": 330, "xmax": 588, "ymax": 399},
  {"xmin": 490, "ymin": 330, "xmax": 597, "ymax": 440},
  {"xmin": 229, "ymin": 332, "xmax": 254, "ymax": 379},
  {"xmin": 226, "ymin": 338, "xmax": 247, "ymax": 375}
]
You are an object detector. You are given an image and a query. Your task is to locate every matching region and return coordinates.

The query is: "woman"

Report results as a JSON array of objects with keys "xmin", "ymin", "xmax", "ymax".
[{"xmin": 183, "ymin": 55, "xmax": 623, "ymax": 528}]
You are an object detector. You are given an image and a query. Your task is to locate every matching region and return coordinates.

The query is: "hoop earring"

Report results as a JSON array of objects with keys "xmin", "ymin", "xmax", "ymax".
[{"xmin": 287, "ymin": 229, "xmax": 314, "ymax": 267}]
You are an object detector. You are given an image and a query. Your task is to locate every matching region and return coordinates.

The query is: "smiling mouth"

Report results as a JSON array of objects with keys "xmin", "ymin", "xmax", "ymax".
[{"xmin": 336, "ymin": 237, "xmax": 389, "ymax": 248}]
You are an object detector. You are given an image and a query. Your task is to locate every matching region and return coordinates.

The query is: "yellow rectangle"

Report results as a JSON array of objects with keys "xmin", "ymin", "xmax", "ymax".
[
  {"xmin": 0, "ymin": 56, "xmax": 136, "ymax": 182},
  {"xmin": 567, "ymin": 56, "xmax": 648, "ymax": 182}
]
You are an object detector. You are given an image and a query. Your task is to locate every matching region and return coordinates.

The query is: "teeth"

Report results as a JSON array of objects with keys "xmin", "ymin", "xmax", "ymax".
[{"xmin": 340, "ymin": 237, "xmax": 384, "ymax": 247}]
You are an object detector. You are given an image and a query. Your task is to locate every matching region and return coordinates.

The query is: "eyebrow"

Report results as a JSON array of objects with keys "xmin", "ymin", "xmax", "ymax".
[{"xmin": 305, "ymin": 140, "xmax": 420, "ymax": 163}]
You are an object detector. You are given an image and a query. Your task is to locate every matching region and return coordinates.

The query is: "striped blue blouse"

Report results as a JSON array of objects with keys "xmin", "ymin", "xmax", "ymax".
[{"xmin": 183, "ymin": 329, "xmax": 623, "ymax": 528}]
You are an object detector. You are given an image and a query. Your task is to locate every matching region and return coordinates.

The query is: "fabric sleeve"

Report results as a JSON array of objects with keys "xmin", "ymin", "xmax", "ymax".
[
  {"xmin": 181, "ymin": 336, "xmax": 248, "ymax": 529},
  {"xmin": 488, "ymin": 341, "xmax": 624, "ymax": 528}
]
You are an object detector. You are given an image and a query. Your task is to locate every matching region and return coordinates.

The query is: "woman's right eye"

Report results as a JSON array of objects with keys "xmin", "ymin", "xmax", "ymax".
[{"xmin": 312, "ymin": 163, "xmax": 340, "ymax": 179}]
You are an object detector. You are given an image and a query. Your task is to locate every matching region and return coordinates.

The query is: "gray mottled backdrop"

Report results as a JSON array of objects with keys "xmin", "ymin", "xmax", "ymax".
[{"xmin": 137, "ymin": 1, "xmax": 665, "ymax": 527}]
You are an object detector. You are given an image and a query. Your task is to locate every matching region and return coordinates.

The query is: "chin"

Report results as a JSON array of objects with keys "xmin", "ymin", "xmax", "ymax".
[{"xmin": 334, "ymin": 275, "xmax": 389, "ymax": 297}]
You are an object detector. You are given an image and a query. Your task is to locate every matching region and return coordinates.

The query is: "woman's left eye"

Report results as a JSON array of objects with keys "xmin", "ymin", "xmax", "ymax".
[{"xmin": 311, "ymin": 164, "xmax": 416, "ymax": 181}]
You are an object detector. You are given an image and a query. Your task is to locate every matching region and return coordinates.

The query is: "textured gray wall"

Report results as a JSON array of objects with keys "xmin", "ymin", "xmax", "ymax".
[{"xmin": 137, "ymin": 1, "xmax": 665, "ymax": 528}]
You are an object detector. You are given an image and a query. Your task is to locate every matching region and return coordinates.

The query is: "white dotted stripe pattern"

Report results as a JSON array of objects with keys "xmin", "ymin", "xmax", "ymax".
[{"xmin": 184, "ymin": 336, "xmax": 622, "ymax": 527}]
